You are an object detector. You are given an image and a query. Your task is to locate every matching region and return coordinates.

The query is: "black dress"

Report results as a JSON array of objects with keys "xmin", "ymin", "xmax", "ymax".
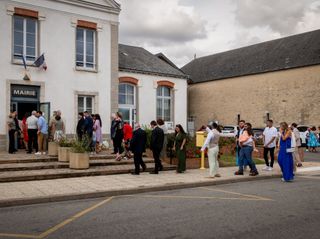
[{"xmin": 113, "ymin": 119, "xmax": 124, "ymax": 154}]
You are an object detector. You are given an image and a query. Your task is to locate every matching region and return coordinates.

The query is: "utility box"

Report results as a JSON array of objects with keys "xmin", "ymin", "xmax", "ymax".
[{"xmin": 196, "ymin": 131, "xmax": 207, "ymax": 147}]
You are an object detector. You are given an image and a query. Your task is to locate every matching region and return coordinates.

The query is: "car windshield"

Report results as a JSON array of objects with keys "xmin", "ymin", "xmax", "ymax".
[{"xmin": 223, "ymin": 126, "xmax": 234, "ymax": 131}]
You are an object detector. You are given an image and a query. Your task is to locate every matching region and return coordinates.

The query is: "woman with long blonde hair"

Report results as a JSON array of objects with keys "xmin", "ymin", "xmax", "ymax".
[{"xmin": 278, "ymin": 122, "xmax": 294, "ymax": 182}]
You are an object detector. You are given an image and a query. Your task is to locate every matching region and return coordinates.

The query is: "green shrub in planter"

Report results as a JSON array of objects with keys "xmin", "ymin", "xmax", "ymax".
[
  {"xmin": 69, "ymin": 136, "xmax": 90, "ymax": 169},
  {"xmin": 58, "ymin": 137, "xmax": 73, "ymax": 162},
  {"xmin": 58, "ymin": 137, "xmax": 73, "ymax": 147},
  {"xmin": 71, "ymin": 136, "xmax": 91, "ymax": 153}
]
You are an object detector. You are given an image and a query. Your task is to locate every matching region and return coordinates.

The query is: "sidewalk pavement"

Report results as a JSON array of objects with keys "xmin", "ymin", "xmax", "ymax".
[{"xmin": 1, "ymin": 162, "xmax": 320, "ymax": 208}]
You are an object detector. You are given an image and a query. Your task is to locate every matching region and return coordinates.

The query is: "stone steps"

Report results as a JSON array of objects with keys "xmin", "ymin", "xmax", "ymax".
[
  {"xmin": 0, "ymin": 154, "xmax": 116, "ymax": 164},
  {"xmin": 0, "ymin": 151, "xmax": 177, "ymax": 182},
  {"xmin": 0, "ymin": 163, "xmax": 176, "ymax": 182}
]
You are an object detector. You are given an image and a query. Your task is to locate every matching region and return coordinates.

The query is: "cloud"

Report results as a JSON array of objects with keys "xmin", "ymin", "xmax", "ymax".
[
  {"xmin": 118, "ymin": 0, "xmax": 320, "ymax": 67},
  {"xmin": 235, "ymin": 0, "xmax": 320, "ymax": 35},
  {"xmin": 295, "ymin": 1, "xmax": 320, "ymax": 33},
  {"xmin": 119, "ymin": 0, "xmax": 208, "ymax": 45}
]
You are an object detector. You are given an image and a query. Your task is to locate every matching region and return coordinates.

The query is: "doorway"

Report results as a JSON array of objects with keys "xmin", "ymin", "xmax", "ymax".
[{"xmin": 16, "ymin": 102, "xmax": 38, "ymax": 120}]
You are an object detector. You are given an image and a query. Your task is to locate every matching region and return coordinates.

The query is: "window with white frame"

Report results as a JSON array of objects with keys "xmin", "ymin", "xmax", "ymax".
[
  {"xmin": 156, "ymin": 86, "xmax": 172, "ymax": 122},
  {"xmin": 76, "ymin": 28, "xmax": 96, "ymax": 69},
  {"xmin": 78, "ymin": 96, "xmax": 94, "ymax": 114},
  {"xmin": 118, "ymin": 83, "xmax": 135, "ymax": 105},
  {"xmin": 118, "ymin": 83, "xmax": 136, "ymax": 126},
  {"xmin": 13, "ymin": 15, "xmax": 38, "ymax": 61}
]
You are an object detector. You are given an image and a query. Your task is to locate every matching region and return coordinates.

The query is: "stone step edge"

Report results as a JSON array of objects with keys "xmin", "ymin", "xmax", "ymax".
[
  {"xmin": 0, "ymin": 174, "xmax": 282, "ymax": 208},
  {"xmin": 0, "ymin": 166, "xmax": 177, "ymax": 183},
  {"xmin": 0, "ymin": 160, "xmax": 156, "ymax": 172},
  {"xmin": 0, "ymin": 155, "xmax": 120, "ymax": 164}
]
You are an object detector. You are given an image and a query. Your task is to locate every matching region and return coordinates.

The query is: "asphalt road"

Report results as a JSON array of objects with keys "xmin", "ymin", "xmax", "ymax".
[
  {"xmin": 303, "ymin": 151, "xmax": 320, "ymax": 162},
  {"xmin": 1, "ymin": 174, "xmax": 320, "ymax": 239}
]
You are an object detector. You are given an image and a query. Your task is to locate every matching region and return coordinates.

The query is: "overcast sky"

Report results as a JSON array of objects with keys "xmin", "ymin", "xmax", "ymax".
[{"xmin": 117, "ymin": 0, "xmax": 320, "ymax": 67}]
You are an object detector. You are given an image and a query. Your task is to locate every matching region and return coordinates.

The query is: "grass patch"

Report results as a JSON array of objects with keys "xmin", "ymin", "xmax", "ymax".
[{"xmin": 219, "ymin": 154, "xmax": 264, "ymax": 167}]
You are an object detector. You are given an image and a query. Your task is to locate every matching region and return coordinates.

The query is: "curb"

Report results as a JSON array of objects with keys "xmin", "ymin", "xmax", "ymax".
[
  {"xmin": 0, "ymin": 174, "xmax": 281, "ymax": 208},
  {"xmin": 0, "ymin": 166, "xmax": 176, "ymax": 183}
]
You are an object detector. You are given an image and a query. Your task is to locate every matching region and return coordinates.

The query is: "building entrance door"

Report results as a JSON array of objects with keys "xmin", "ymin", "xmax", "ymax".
[
  {"xmin": 10, "ymin": 84, "xmax": 41, "ymax": 120},
  {"xmin": 16, "ymin": 102, "xmax": 38, "ymax": 119}
]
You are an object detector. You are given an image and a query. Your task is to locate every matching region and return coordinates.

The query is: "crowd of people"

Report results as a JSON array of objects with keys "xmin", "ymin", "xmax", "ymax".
[
  {"xmin": 8, "ymin": 110, "xmax": 51, "ymax": 155},
  {"xmin": 7, "ymin": 110, "xmax": 66, "ymax": 155},
  {"xmin": 109, "ymin": 112, "xmax": 188, "ymax": 175},
  {"xmin": 76, "ymin": 111, "xmax": 103, "ymax": 154},
  {"xmin": 7, "ymin": 109, "xmax": 320, "ymax": 182},
  {"xmin": 305, "ymin": 126, "xmax": 320, "ymax": 152},
  {"xmin": 199, "ymin": 119, "xmax": 320, "ymax": 182}
]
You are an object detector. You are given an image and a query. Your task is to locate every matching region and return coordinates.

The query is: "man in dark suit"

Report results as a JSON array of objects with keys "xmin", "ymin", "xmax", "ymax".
[
  {"xmin": 130, "ymin": 123, "xmax": 147, "ymax": 175},
  {"xmin": 83, "ymin": 111, "xmax": 94, "ymax": 150},
  {"xmin": 150, "ymin": 120, "xmax": 164, "ymax": 174}
]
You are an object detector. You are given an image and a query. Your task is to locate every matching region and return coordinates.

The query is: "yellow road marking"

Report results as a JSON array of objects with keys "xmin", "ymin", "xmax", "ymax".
[
  {"xmin": 126, "ymin": 194, "xmax": 269, "ymax": 201},
  {"xmin": 0, "ymin": 233, "xmax": 38, "ymax": 239},
  {"xmin": 199, "ymin": 187, "xmax": 273, "ymax": 201},
  {"xmin": 37, "ymin": 196, "xmax": 114, "ymax": 239},
  {"xmin": 0, "ymin": 188, "xmax": 272, "ymax": 238}
]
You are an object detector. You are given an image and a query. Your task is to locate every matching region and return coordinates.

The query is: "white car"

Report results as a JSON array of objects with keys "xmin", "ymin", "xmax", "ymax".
[
  {"xmin": 297, "ymin": 125, "xmax": 309, "ymax": 145},
  {"xmin": 221, "ymin": 125, "xmax": 238, "ymax": 135}
]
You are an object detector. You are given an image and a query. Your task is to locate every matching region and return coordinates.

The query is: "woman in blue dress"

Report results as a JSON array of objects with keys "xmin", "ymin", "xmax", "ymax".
[
  {"xmin": 307, "ymin": 126, "xmax": 320, "ymax": 152},
  {"xmin": 278, "ymin": 122, "xmax": 294, "ymax": 182}
]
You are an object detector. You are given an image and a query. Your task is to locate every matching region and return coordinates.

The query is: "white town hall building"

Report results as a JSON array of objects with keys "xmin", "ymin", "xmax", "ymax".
[{"xmin": 0, "ymin": 0, "xmax": 188, "ymax": 150}]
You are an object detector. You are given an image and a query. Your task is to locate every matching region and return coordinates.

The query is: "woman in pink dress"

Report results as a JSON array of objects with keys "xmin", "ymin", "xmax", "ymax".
[{"xmin": 93, "ymin": 114, "xmax": 103, "ymax": 153}]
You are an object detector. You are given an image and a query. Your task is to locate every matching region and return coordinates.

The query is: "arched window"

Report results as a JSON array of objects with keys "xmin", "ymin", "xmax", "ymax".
[
  {"xmin": 118, "ymin": 83, "xmax": 136, "ymax": 125},
  {"xmin": 156, "ymin": 86, "xmax": 172, "ymax": 122}
]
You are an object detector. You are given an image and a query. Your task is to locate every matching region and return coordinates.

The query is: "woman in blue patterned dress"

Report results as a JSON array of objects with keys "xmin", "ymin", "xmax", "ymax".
[
  {"xmin": 278, "ymin": 122, "xmax": 294, "ymax": 182},
  {"xmin": 307, "ymin": 126, "xmax": 320, "ymax": 152}
]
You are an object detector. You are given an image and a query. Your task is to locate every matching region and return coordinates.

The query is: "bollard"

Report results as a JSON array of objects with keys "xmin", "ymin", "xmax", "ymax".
[{"xmin": 200, "ymin": 150, "xmax": 205, "ymax": 170}]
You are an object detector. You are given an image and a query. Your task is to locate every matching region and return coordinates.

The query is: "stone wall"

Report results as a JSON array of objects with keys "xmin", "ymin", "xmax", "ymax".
[{"xmin": 188, "ymin": 65, "xmax": 320, "ymax": 129}]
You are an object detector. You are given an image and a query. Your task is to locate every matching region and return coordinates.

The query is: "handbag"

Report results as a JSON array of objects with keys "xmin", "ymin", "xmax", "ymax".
[
  {"xmin": 286, "ymin": 147, "xmax": 295, "ymax": 153},
  {"xmin": 286, "ymin": 132, "xmax": 295, "ymax": 153}
]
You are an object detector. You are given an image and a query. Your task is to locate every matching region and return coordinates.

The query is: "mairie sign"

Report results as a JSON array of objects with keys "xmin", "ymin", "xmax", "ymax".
[{"xmin": 11, "ymin": 85, "xmax": 39, "ymax": 99}]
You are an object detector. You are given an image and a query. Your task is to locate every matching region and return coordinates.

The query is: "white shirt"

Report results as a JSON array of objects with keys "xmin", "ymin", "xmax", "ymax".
[
  {"xmin": 201, "ymin": 128, "xmax": 220, "ymax": 151},
  {"xmin": 263, "ymin": 126, "xmax": 278, "ymax": 148},
  {"xmin": 26, "ymin": 115, "xmax": 38, "ymax": 129},
  {"xmin": 293, "ymin": 128, "xmax": 301, "ymax": 147},
  {"xmin": 242, "ymin": 135, "xmax": 254, "ymax": 147}
]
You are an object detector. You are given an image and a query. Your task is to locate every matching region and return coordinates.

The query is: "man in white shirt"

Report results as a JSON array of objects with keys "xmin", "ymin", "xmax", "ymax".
[
  {"xmin": 291, "ymin": 123, "xmax": 303, "ymax": 169},
  {"xmin": 262, "ymin": 119, "xmax": 278, "ymax": 171},
  {"xmin": 26, "ymin": 110, "xmax": 38, "ymax": 154}
]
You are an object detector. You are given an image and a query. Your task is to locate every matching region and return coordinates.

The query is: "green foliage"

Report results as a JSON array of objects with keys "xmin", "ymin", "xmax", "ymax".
[
  {"xmin": 166, "ymin": 133, "xmax": 176, "ymax": 149},
  {"xmin": 142, "ymin": 125, "xmax": 152, "ymax": 149},
  {"xmin": 57, "ymin": 137, "xmax": 73, "ymax": 147},
  {"xmin": 255, "ymin": 137, "xmax": 264, "ymax": 146},
  {"xmin": 218, "ymin": 137, "xmax": 236, "ymax": 147},
  {"xmin": 219, "ymin": 154, "xmax": 265, "ymax": 167},
  {"xmin": 185, "ymin": 136, "xmax": 201, "ymax": 158},
  {"xmin": 71, "ymin": 135, "xmax": 91, "ymax": 153},
  {"xmin": 183, "ymin": 135, "xmax": 237, "ymax": 159}
]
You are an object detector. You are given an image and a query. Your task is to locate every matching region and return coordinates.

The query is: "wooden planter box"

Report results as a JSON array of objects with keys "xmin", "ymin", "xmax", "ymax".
[
  {"xmin": 69, "ymin": 152, "xmax": 89, "ymax": 169},
  {"xmin": 48, "ymin": 142, "xmax": 58, "ymax": 156},
  {"xmin": 58, "ymin": 147, "xmax": 71, "ymax": 162}
]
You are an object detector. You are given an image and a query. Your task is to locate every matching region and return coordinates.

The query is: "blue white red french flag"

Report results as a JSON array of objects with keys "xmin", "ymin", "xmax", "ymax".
[{"xmin": 33, "ymin": 53, "xmax": 47, "ymax": 70}]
